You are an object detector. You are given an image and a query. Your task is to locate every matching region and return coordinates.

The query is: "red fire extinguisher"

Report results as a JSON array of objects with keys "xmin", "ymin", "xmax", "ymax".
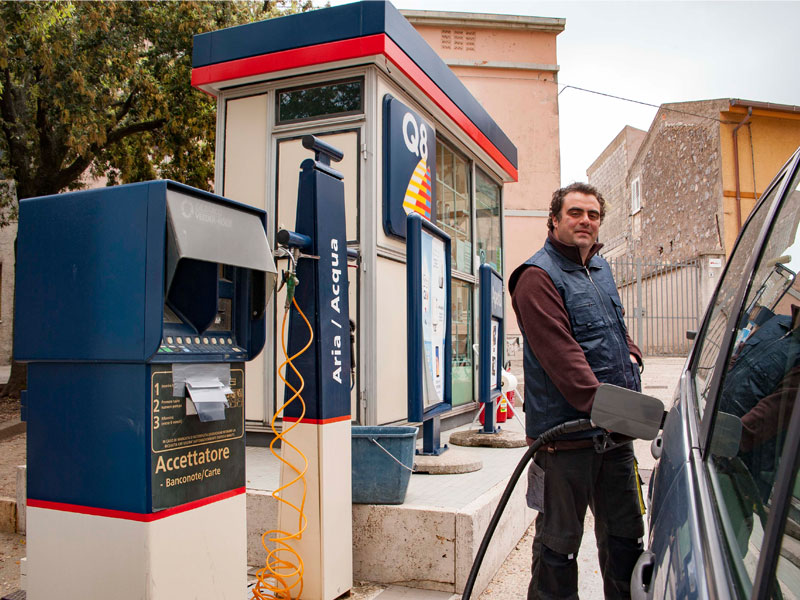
[
  {"xmin": 505, "ymin": 390, "xmax": 515, "ymax": 417},
  {"xmin": 496, "ymin": 394, "xmax": 508, "ymax": 423},
  {"xmin": 479, "ymin": 395, "xmax": 507, "ymax": 425}
]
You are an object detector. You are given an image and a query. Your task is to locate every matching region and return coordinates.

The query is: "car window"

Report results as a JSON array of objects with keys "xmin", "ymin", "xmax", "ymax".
[
  {"xmin": 705, "ymin": 169, "xmax": 800, "ymax": 596},
  {"xmin": 693, "ymin": 178, "xmax": 782, "ymax": 417}
]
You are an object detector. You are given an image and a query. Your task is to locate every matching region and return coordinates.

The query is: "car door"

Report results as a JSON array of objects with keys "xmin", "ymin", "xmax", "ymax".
[{"xmin": 639, "ymin": 147, "xmax": 800, "ymax": 600}]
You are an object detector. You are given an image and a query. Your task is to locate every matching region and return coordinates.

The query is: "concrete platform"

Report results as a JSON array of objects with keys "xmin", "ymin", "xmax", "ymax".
[
  {"xmin": 413, "ymin": 447, "xmax": 483, "ymax": 474},
  {"xmin": 448, "ymin": 427, "xmax": 526, "ymax": 448},
  {"xmin": 245, "ymin": 415, "xmax": 535, "ymax": 597},
  {"xmin": 243, "ymin": 353, "xmax": 688, "ymax": 598}
]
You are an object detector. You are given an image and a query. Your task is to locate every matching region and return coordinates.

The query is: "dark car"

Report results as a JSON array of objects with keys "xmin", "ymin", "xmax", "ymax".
[{"xmin": 633, "ymin": 146, "xmax": 800, "ymax": 599}]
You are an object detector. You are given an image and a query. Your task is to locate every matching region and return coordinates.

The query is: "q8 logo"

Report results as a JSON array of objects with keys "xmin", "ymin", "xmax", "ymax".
[{"xmin": 401, "ymin": 111, "xmax": 433, "ymax": 220}]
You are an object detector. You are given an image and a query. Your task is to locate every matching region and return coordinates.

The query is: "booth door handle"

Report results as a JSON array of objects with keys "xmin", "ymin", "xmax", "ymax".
[{"xmin": 631, "ymin": 550, "xmax": 655, "ymax": 600}]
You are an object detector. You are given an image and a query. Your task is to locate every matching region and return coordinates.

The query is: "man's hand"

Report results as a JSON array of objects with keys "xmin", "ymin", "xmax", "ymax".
[{"xmin": 630, "ymin": 353, "xmax": 643, "ymax": 373}]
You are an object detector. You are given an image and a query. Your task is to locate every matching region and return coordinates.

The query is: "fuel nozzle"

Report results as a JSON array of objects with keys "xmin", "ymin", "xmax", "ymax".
[{"xmin": 275, "ymin": 229, "xmax": 318, "ymax": 309}]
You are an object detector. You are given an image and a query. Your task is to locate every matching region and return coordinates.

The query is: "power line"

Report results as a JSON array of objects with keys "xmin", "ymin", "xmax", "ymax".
[{"xmin": 557, "ymin": 83, "xmax": 733, "ymax": 124}]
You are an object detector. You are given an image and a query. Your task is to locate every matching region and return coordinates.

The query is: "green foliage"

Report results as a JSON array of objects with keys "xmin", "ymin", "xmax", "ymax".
[
  {"xmin": 0, "ymin": 0, "xmax": 313, "ymax": 226},
  {"xmin": 0, "ymin": 0, "xmax": 313, "ymax": 399}
]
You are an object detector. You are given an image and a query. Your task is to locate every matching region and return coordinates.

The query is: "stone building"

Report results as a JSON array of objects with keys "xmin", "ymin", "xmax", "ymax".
[
  {"xmin": 592, "ymin": 99, "xmax": 800, "ymax": 262},
  {"xmin": 588, "ymin": 99, "xmax": 800, "ymax": 354},
  {"xmin": 586, "ymin": 126, "xmax": 646, "ymax": 259}
]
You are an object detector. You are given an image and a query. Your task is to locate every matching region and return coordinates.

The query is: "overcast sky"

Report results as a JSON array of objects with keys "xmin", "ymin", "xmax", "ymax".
[{"xmin": 318, "ymin": 0, "xmax": 800, "ymax": 185}]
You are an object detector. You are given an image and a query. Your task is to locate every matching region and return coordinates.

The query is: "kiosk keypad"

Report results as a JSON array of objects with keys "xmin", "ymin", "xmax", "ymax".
[{"xmin": 158, "ymin": 335, "xmax": 245, "ymax": 356}]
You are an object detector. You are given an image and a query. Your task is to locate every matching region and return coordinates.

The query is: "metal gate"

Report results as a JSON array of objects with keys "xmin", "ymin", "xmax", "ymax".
[{"xmin": 607, "ymin": 257, "xmax": 702, "ymax": 356}]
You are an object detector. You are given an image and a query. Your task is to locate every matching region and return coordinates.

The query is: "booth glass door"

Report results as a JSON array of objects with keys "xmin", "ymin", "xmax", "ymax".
[{"xmin": 272, "ymin": 129, "xmax": 361, "ymax": 423}]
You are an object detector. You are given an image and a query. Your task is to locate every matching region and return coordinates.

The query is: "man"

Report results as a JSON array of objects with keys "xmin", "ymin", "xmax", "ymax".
[
  {"xmin": 721, "ymin": 305, "xmax": 800, "ymax": 501},
  {"xmin": 509, "ymin": 183, "xmax": 644, "ymax": 599}
]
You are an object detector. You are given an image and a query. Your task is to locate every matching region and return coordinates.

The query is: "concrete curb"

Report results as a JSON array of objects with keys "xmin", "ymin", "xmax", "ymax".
[
  {"xmin": 0, "ymin": 419, "xmax": 25, "ymax": 442},
  {"xmin": 0, "ymin": 496, "xmax": 16, "ymax": 533}
]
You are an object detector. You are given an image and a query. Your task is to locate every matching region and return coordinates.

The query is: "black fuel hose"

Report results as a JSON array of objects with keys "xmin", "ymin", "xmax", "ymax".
[{"xmin": 461, "ymin": 418, "xmax": 594, "ymax": 600}]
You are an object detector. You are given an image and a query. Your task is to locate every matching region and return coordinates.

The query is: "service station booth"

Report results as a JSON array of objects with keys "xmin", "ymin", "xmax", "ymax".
[{"xmin": 192, "ymin": 0, "xmax": 519, "ymax": 433}]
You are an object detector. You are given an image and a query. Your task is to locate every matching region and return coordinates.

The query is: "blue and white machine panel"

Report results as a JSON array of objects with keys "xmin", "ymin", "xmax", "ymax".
[
  {"xmin": 406, "ymin": 213, "xmax": 452, "ymax": 422},
  {"xmin": 479, "ymin": 264, "xmax": 504, "ymax": 405}
]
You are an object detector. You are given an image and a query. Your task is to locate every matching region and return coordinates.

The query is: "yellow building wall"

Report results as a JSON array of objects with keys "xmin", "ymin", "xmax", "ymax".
[{"xmin": 719, "ymin": 107, "xmax": 800, "ymax": 255}]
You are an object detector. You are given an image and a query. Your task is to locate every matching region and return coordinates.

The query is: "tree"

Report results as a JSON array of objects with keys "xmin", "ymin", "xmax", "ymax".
[{"xmin": 0, "ymin": 0, "xmax": 313, "ymax": 399}]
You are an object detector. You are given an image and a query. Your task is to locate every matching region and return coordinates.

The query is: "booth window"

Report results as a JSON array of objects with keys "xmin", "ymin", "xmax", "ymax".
[
  {"xmin": 451, "ymin": 279, "xmax": 473, "ymax": 407},
  {"xmin": 436, "ymin": 142, "xmax": 472, "ymax": 273},
  {"xmin": 436, "ymin": 141, "xmax": 473, "ymax": 406},
  {"xmin": 475, "ymin": 169, "xmax": 502, "ymax": 275},
  {"xmin": 276, "ymin": 78, "xmax": 363, "ymax": 124}
]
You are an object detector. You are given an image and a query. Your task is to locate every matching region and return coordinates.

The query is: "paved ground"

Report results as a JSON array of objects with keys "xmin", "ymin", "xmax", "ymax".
[
  {"xmin": 474, "ymin": 356, "xmax": 685, "ymax": 600},
  {"xmin": 0, "ymin": 357, "xmax": 686, "ymax": 599}
]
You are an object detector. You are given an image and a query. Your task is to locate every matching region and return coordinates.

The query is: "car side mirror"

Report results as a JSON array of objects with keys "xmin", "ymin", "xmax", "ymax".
[
  {"xmin": 686, "ymin": 330, "xmax": 697, "ymax": 340},
  {"xmin": 592, "ymin": 384, "xmax": 665, "ymax": 440}
]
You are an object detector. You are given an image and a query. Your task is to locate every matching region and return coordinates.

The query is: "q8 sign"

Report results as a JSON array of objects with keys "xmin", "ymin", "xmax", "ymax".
[{"xmin": 382, "ymin": 95, "xmax": 437, "ymax": 239}]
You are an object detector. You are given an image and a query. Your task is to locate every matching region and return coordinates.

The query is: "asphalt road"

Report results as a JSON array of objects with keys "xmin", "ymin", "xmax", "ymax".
[{"xmin": 477, "ymin": 356, "xmax": 685, "ymax": 600}]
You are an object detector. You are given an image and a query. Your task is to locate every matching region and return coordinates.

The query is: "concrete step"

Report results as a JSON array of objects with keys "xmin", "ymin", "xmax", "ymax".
[
  {"xmin": 12, "ymin": 419, "xmax": 534, "ymax": 598},
  {"xmin": 244, "ymin": 418, "xmax": 535, "ymax": 596}
]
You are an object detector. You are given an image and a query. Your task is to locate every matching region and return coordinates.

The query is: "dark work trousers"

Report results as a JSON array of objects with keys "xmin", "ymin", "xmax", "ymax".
[{"xmin": 527, "ymin": 442, "xmax": 644, "ymax": 600}]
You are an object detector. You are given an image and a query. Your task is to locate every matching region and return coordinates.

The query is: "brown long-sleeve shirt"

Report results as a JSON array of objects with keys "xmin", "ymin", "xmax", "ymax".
[{"xmin": 511, "ymin": 234, "xmax": 642, "ymax": 414}]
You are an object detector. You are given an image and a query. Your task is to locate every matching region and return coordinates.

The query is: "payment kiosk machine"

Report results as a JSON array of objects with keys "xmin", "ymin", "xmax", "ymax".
[{"xmin": 14, "ymin": 180, "xmax": 277, "ymax": 600}]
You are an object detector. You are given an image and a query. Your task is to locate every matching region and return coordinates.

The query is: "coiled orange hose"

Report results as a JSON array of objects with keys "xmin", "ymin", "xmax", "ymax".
[{"xmin": 251, "ymin": 297, "xmax": 312, "ymax": 600}]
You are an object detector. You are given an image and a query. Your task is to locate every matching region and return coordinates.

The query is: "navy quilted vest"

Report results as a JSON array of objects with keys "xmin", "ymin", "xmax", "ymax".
[{"xmin": 511, "ymin": 239, "xmax": 641, "ymax": 439}]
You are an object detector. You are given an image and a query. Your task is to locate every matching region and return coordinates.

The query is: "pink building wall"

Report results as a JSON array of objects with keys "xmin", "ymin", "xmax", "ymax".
[{"xmin": 404, "ymin": 11, "xmax": 565, "ymax": 337}]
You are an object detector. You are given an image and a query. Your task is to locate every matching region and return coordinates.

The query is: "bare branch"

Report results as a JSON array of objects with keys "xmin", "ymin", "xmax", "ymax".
[
  {"xmin": 114, "ymin": 88, "xmax": 136, "ymax": 123},
  {"xmin": 106, "ymin": 117, "xmax": 167, "ymax": 145},
  {"xmin": 53, "ymin": 117, "xmax": 167, "ymax": 190}
]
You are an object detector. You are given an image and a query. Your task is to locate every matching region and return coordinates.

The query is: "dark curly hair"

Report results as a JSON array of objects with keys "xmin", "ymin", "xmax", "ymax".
[{"xmin": 547, "ymin": 182, "xmax": 606, "ymax": 232}]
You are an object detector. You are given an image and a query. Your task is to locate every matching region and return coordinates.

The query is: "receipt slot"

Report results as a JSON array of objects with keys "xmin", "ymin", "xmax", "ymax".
[{"xmin": 14, "ymin": 181, "xmax": 277, "ymax": 600}]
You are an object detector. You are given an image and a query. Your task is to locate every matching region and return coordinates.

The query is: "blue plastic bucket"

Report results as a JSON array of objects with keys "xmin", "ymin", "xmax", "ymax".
[{"xmin": 351, "ymin": 426, "xmax": 418, "ymax": 504}]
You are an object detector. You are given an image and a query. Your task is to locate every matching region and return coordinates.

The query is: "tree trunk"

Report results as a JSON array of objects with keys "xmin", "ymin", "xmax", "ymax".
[
  {"xmin": 1, "ymin": 358, "xmax": 26, "ymax": 400},
  {"xmin": 1, "ymin": 231, "xmax": 24, "ymax": 400}
]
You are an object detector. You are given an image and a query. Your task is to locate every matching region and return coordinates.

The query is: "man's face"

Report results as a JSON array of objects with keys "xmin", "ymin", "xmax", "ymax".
[{"xmin": 552, "ymin": 191, "xmax": 601, "ymax": 251}]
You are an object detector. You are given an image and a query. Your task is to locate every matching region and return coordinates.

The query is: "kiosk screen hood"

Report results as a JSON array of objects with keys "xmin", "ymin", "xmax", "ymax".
[{"xmin": 165, "ymin": 190, "xmax": 277, "ymax": 332}]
